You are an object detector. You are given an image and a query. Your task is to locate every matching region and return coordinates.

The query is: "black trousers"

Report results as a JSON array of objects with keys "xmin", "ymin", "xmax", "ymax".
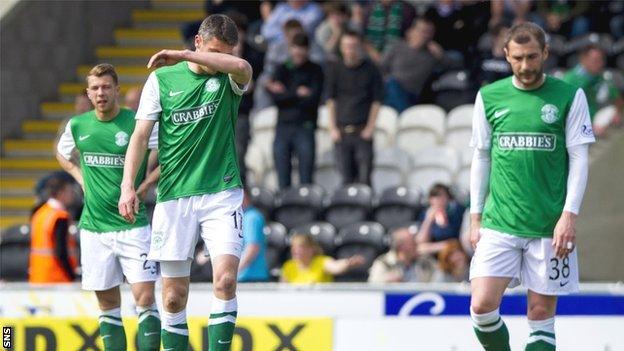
[{"xmin": 335, "ymin": 131, "xmax": 373, "ymax": 186}]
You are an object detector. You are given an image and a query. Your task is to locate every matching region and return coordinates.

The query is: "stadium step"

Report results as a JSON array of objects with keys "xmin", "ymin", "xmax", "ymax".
[
  {"xmin": 132, "ymin": 9, "xmax": 204, "ymax": 28},
  {"xmin": 0, "ymin": 196, "xmax": 35, "ymax": 212},
  {"xmin": 0, "ymin": 215, "xmax": 30, "ymax": 231},
  {"xmin": 3, "ymin": 139, "xmax": 55, "ymax": 157},
  {"xmin": 77, "ymin": 65, "xmax": 150, "ymax": 84},
  {"xmin": 96, "ymin": 46, "xmax": 161, "ymax": 65},
  {"xmin": 58, "ymin": 83, "xmax": 142, "ymax": 102},
  {"xmin": 0, "ymin": 177, "xmax": 37, "ymax": 197},
  {"xmin": 0, "ymin": 158, "xmax": 60, "ymax": 173},
  {"xmin": 151, "ymin": 0, "xmax": 204, "ymax": 10},
  {"xmin": 115, "ymin": 28, "xmax": 184, "ymax": 46},
  {"xmin": 40, "ymin": 102, "xmax": 74, "ymax": 120},
  {"xmin": 22, "ymin": 120, "xmax": 62, "ymax": 135}
]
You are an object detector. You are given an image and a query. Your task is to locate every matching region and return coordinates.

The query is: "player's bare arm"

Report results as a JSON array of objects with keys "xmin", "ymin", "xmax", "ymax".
[
  {"xmin": 147, "ymin": 49, "xmax": 252, "ymax": 86},
  {"xmin": 55, "ymin": 152, "xmax": 84, "ymax": 189},
  {"xmin": 119, "ymin": 119, "xmax": 156, "ymax": 223}
]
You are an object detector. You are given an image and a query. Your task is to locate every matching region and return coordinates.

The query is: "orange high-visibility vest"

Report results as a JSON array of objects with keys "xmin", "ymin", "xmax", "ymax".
[{"xmin": 29, "ymin": 202, "xmax": 78, "ymax": 283}]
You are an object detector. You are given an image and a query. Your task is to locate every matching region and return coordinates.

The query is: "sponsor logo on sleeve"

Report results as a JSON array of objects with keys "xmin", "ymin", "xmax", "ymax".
[{"xmin": 581, "ymin": 125, "xmax": 594, "ymax": 137}]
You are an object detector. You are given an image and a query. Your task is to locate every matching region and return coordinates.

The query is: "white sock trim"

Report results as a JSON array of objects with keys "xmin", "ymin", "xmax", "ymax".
[
  {"xmin": 209, "ymin": 315, "xmax": 237, "ymax": 325},
  {"xmin": 163, "ymin": 325, "xmax": 189, "ymax": 336},
  {"xmin": 527, "ymin": 335, "xmax": 557, "ymax": 345},
  {"xmin": 211, "ymin": 295, "xmax": 237, "ymax": 313},
  {"xmin": 99, "ymin": 316, "xmax": 124, "ymax": 326},
  {"xmin": 471, "ymin": 307, "xmax": 504, "ymax": 332},
  {"xmin": 162, "ymin": 309, "xmax": 186, "ymax": 326},
  {"xmin": 528, "ymin": 317, "xmax": 555, "ymax": 334},
  {"xmin": 136, "ymin": 302, "xmax": 158, "ymax": 314},
  {"xmin": 138, "ymin": 311, "xmax": 161, "ymax": 323},
  {"xmin": 101, "ymin": 307, "xmax": 122, "ymax": 318}
]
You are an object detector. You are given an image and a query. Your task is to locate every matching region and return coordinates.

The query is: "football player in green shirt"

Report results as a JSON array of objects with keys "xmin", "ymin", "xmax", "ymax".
[
  {"xmin": 468, "ymin": 23, "xmax": 595, "ymax": 351},
  {"xmin": 57, "ymin": 63, "xmax": 161, "ymax": 350},
  {"xmin": 119, "ymin": 14, "xmax": 252, "ymax": 351}
]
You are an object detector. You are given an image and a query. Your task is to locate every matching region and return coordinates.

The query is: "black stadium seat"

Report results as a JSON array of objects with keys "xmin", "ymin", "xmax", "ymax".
[
  {"xmin": 334, "ymin": 221, "xmax": 388, "ymax": 282},
  {"xmin": 273, "ymin": 184, "xmax": 324, "ymax": 230},
  {"xmin": 264, "ymin": 221, "xmax": 289, "ymax": 279},
  {"xmin": 323, "ymin": 183, "xmax": 372, "ymax": 230},
  {"xmin": 0, "ymin": 224, "xmax": 31, "ymax": 281},
  {"xmin": 290, "ymin": 221, "xmax": 337, "ymax": 255},
  {"xmin": 373, "ymin": 186, "xmax": 422, "ymax": 230},
  {"xmin": 248, "ymin": 185, "xmax": 276, "ymax": 217}
]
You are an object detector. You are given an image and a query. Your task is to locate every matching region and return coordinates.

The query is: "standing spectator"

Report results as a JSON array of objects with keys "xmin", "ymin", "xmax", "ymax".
[
  {"xmin": 74, "ymin": 92, "xmax": 92, "ymax": 114},
  {"xmin": 267, "ymin": 33, "xmax": 323, "ymax": 189},
  {"xmin": 536, "ymin": 0, "xmax": 590, "ymax": 38},
  {"xmin": 232, "ymin": 12, "xmax": 265, "ymax": 185},
  {"xmin": 238, "ymin": 190, "xmax": 269, "ymax": 282},
  {"xmin": 261, "ymin": 0, "xmax": 324, "ymax": 44},
  {"xmin": 326, "ymin": 30, "xmax": 383, "ymax": 186},
  {"xmin": 281, "ymin": 233, "xmax": 364, "ymax": 284},
  {"xmin": 431, "ymin": 239, "xmax": 469, "ymax": 282},
  {"xmin": 364, "ymin": 0, "xmax": 416, "ymax": 64},
  {"xmin": 315, "ymin": 2, "xmax": 350, "ymax": 58},
  {"xmin": 29, "ymin": 175, "xmax": 78, "ymax": 283},
  {"xmin": 381, "ymin": 18, "xmax": 445, "ymax": 112},
  {"xmin": 416, "ymin": 184, "xmax": 466, "ymax": 255},
  {"xmin": 475, "ymin": 24, "xmax": 512, "ymax": 86},
  {"xmin": 124, "ymin": 86, "xmax": 142, "ymax": 112},
  {"xmin": 368, "ymin": 227, "xmax": 437, "ymax": 283},
  {"xmin": 562, "ymin": 44, "xmax": 623, "ymax": 136}
]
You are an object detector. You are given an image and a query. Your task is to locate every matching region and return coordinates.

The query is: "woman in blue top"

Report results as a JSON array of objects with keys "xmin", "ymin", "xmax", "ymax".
[{"xmin": 416, "ymin": 183, "xmax": 466, "ymax": 255}]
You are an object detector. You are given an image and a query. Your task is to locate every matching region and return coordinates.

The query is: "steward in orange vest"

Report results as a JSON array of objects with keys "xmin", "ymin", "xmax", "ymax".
[{"xmin": 29, "ymin": 177, "xmax": 78, "ymax": 283}]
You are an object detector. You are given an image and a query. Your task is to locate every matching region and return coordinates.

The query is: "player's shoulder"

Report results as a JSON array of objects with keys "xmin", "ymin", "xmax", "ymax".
[
  {"xmin": 545, "ymin": 75, "xmax": 579, "ymax": 97},
  {"xmin": 479, "ymin": 76, "xmax": 514, "ymax": 96},
  {"xmin": 70, "ymin": 110, "xmax": 96, "ymax": 126},
  {"xmin": 154, "ymin": 61, "xmax": 187, "ymax": 78},
  {"xmin": 118, "ymin": 107, "xmax": 136, "ymax": 119}
]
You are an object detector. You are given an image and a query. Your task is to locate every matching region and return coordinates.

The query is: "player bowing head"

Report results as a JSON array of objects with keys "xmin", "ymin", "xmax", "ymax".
[{"xmin": 503, "ymin": 22, "xmax": 549, "ymax": 89}]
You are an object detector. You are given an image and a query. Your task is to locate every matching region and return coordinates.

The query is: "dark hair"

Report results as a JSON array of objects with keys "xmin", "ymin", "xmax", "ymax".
[
  {"xmin": 290, "ymin": 32, "xmax": 309, "ymax": 48},
  {"xmin": 429, "ymin": 183, "xmax": 453, "ymax": 199},
  {"xmin": 579, "ymin": 43, "xmax": 604, "ymax": 57},
  {"xmin": 283, "ymin": 18, "xmax": 303, "ymax": 31},
  {"xmin": 198, "ymin": 14, "xmax": 239, "ymax": 46},
  {"xmin": 341, "ymin": 28, "xmax": 362, "ymax": 41},
  {"xmin": 504, "ymin": 22, "xmax": 547, "ymax": 50},
  {"xmin": 86, "ymin": 63, "xmax": 118, "ymax": 86}
]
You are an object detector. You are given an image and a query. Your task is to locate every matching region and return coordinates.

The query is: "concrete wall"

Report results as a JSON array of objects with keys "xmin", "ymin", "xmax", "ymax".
[{"xmin": 0, "ymin": 0, "xmax": 149, "ymax": 139}]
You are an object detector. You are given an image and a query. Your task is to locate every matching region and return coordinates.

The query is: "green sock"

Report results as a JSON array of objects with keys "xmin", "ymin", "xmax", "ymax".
[
  {"xmin": 208, "ymin": 311, "xmax": 237, "ymax": 350},
  {"xmin": 525, "ymin": 318, "xmax": 556, "ymax": 351},
  {"xmin": 99, "ymin": 308, "xmax": 127, "ymax": 351},
  {"xmin": 162, "ymin": 309, "xmax": 188, "ymax": 351},
  {"xmin": 137, "ymin": 304, "xmax": 161, "ymax": 351},
  {"xmin": 471, "ymin": 308, "xmax": 511, "ymax": 351}
]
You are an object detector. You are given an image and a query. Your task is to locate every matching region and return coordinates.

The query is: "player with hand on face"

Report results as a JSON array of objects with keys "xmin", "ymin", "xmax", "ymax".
[
  {"xmin": 56, "ymin": 64, "xmax": 161, "ymax": 351},
  {"xmin": 468, "ymin": 22, "xmax": 595, "ymax": 351},
  {"xmin": 119, "ymin": 14, "xmax": 252, "ymax": 351}
]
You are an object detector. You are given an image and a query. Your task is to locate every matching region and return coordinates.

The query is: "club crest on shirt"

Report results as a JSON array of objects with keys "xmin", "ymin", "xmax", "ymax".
[
  {"xmin": 540, "ymin": 104, "xmax": 559, "ymax": 124},
  {"xmin": 205, "ymin": 77, "xmax": 220, "ymax": 93},
  {"xmin": 115, "ymin": 131, "xmax": 129, "ymax": 146}
]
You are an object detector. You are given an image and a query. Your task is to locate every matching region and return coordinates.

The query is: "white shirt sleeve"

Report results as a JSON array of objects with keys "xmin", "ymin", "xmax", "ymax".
[
  {"xmin": 228, "ymin": 74, "xmax": 249, "ymax": 96},
  {"xmin": 566, "ymin": 88, "xmax": 596, "ymax": 147},
  {"xmin": 563, "ymin": 144, "xmax": 589, "ymax": 215},
  {"xmin": 57, "ymin": 121, "xmax": 75, "ymax": 160},
  {"xmin": 136, "ymin": 72, "xmax": 161, "ymax": 121},
  {"xmin": 470, "ymin": 148, "xmax": 491, "ymax": 214},
  {"xmin": 148, "ymin": 122, "xmax": 159, "ymax": 150},
  {"xmin": 469, "ymin": 92, "xmax": 492, "ymax": 150}
]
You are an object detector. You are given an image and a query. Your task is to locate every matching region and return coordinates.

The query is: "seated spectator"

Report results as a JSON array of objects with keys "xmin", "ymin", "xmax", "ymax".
[
  {"xmin": 315, "ymin": 2, "xmax": 351, "ymax": 58},
  {"xmin": 267, "ymin": 33, "xmax": 323, "ymax": 189},
  {"xmin": 261, "ymin": 0, "xmax": 323, "ymax": 44},
  {"xmin": 368, "ymin": 227, "xmax": 437, "ymax": 283},
  {"xmin": 475, "ymin": 24, "xmax": 512, "ymax": 86},
  {"xmin": 417, "ymin": 184, "xmax": 466, "ymax": 255},
  {"xmin": 562, "ymin": 44, "xmax": 623, "ymax": 136},
  {"xmin": 281, "ymin": 233, "xmax": 364, "ymax": 284},
  {"xmin": 431, "ymin": 239, "xmax": 469, "ymax": 282},
  {"xmin": 74, "ymin": 92, "xmax": 92, "ymax": 114},
  {"xmin": 238, "ymin": 190, "xmax": 270, "ymax": 282},
  {"xmin": 124, "ymin": 86, "xmax": 141, "ymax": 112},
  {"xmin": 326, "ymin": 30, "xmax": 383, "ymax": 186},
  {"xmin": 29, "ymin": 175, "xmax": 79, "ymax": 283},
  {"xmin": 536, "ymin": 0, "xmax": 590, "ymax": 38},
  {"xmin": 364, "ymin": 0, "xmax": 416, "ymax": 64},
  {"xmin": 381, "ymin": 17, "xmax": 445, "ymax": 113}
]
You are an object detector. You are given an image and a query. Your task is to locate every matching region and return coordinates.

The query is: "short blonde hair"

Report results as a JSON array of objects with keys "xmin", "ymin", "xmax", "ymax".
[
  {"xmin": 86, "ymin": 63, "xmax": 118, "ymax": 85},
  {"xmin": 290, "ymin": 233, "xmax": 323, "ymax": 256}
]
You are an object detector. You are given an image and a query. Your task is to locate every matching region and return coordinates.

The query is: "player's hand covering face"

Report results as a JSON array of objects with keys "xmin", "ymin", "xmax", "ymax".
[{"xmin": 504, "ymin": 38, "xmax": 548, "ymax": 88}]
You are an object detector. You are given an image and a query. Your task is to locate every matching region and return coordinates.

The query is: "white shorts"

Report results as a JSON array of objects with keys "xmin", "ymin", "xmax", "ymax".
[
  {"xmin": 149, "ymin": 188, "xmax": 244, "ymax": 262},
  {"xmin": 469, "ymin": 228, "xmax": 579, "ymax": 295},
  {"xmin": 80, "ymin": 226, "xmax": 159, "ymax": 291}
]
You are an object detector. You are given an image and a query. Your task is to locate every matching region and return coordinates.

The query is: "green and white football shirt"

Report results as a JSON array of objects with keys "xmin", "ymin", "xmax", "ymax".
[
  {"xmin": 136, "ymin": 61, "xmax": 247, "ymax": 203},
  {"xmin": 470, "ymin": 76, "xmax": 595, "ymax": 238},
  {"xmin": 57, "ymin": 108, "xmax": 158, "ymax": 232}
]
